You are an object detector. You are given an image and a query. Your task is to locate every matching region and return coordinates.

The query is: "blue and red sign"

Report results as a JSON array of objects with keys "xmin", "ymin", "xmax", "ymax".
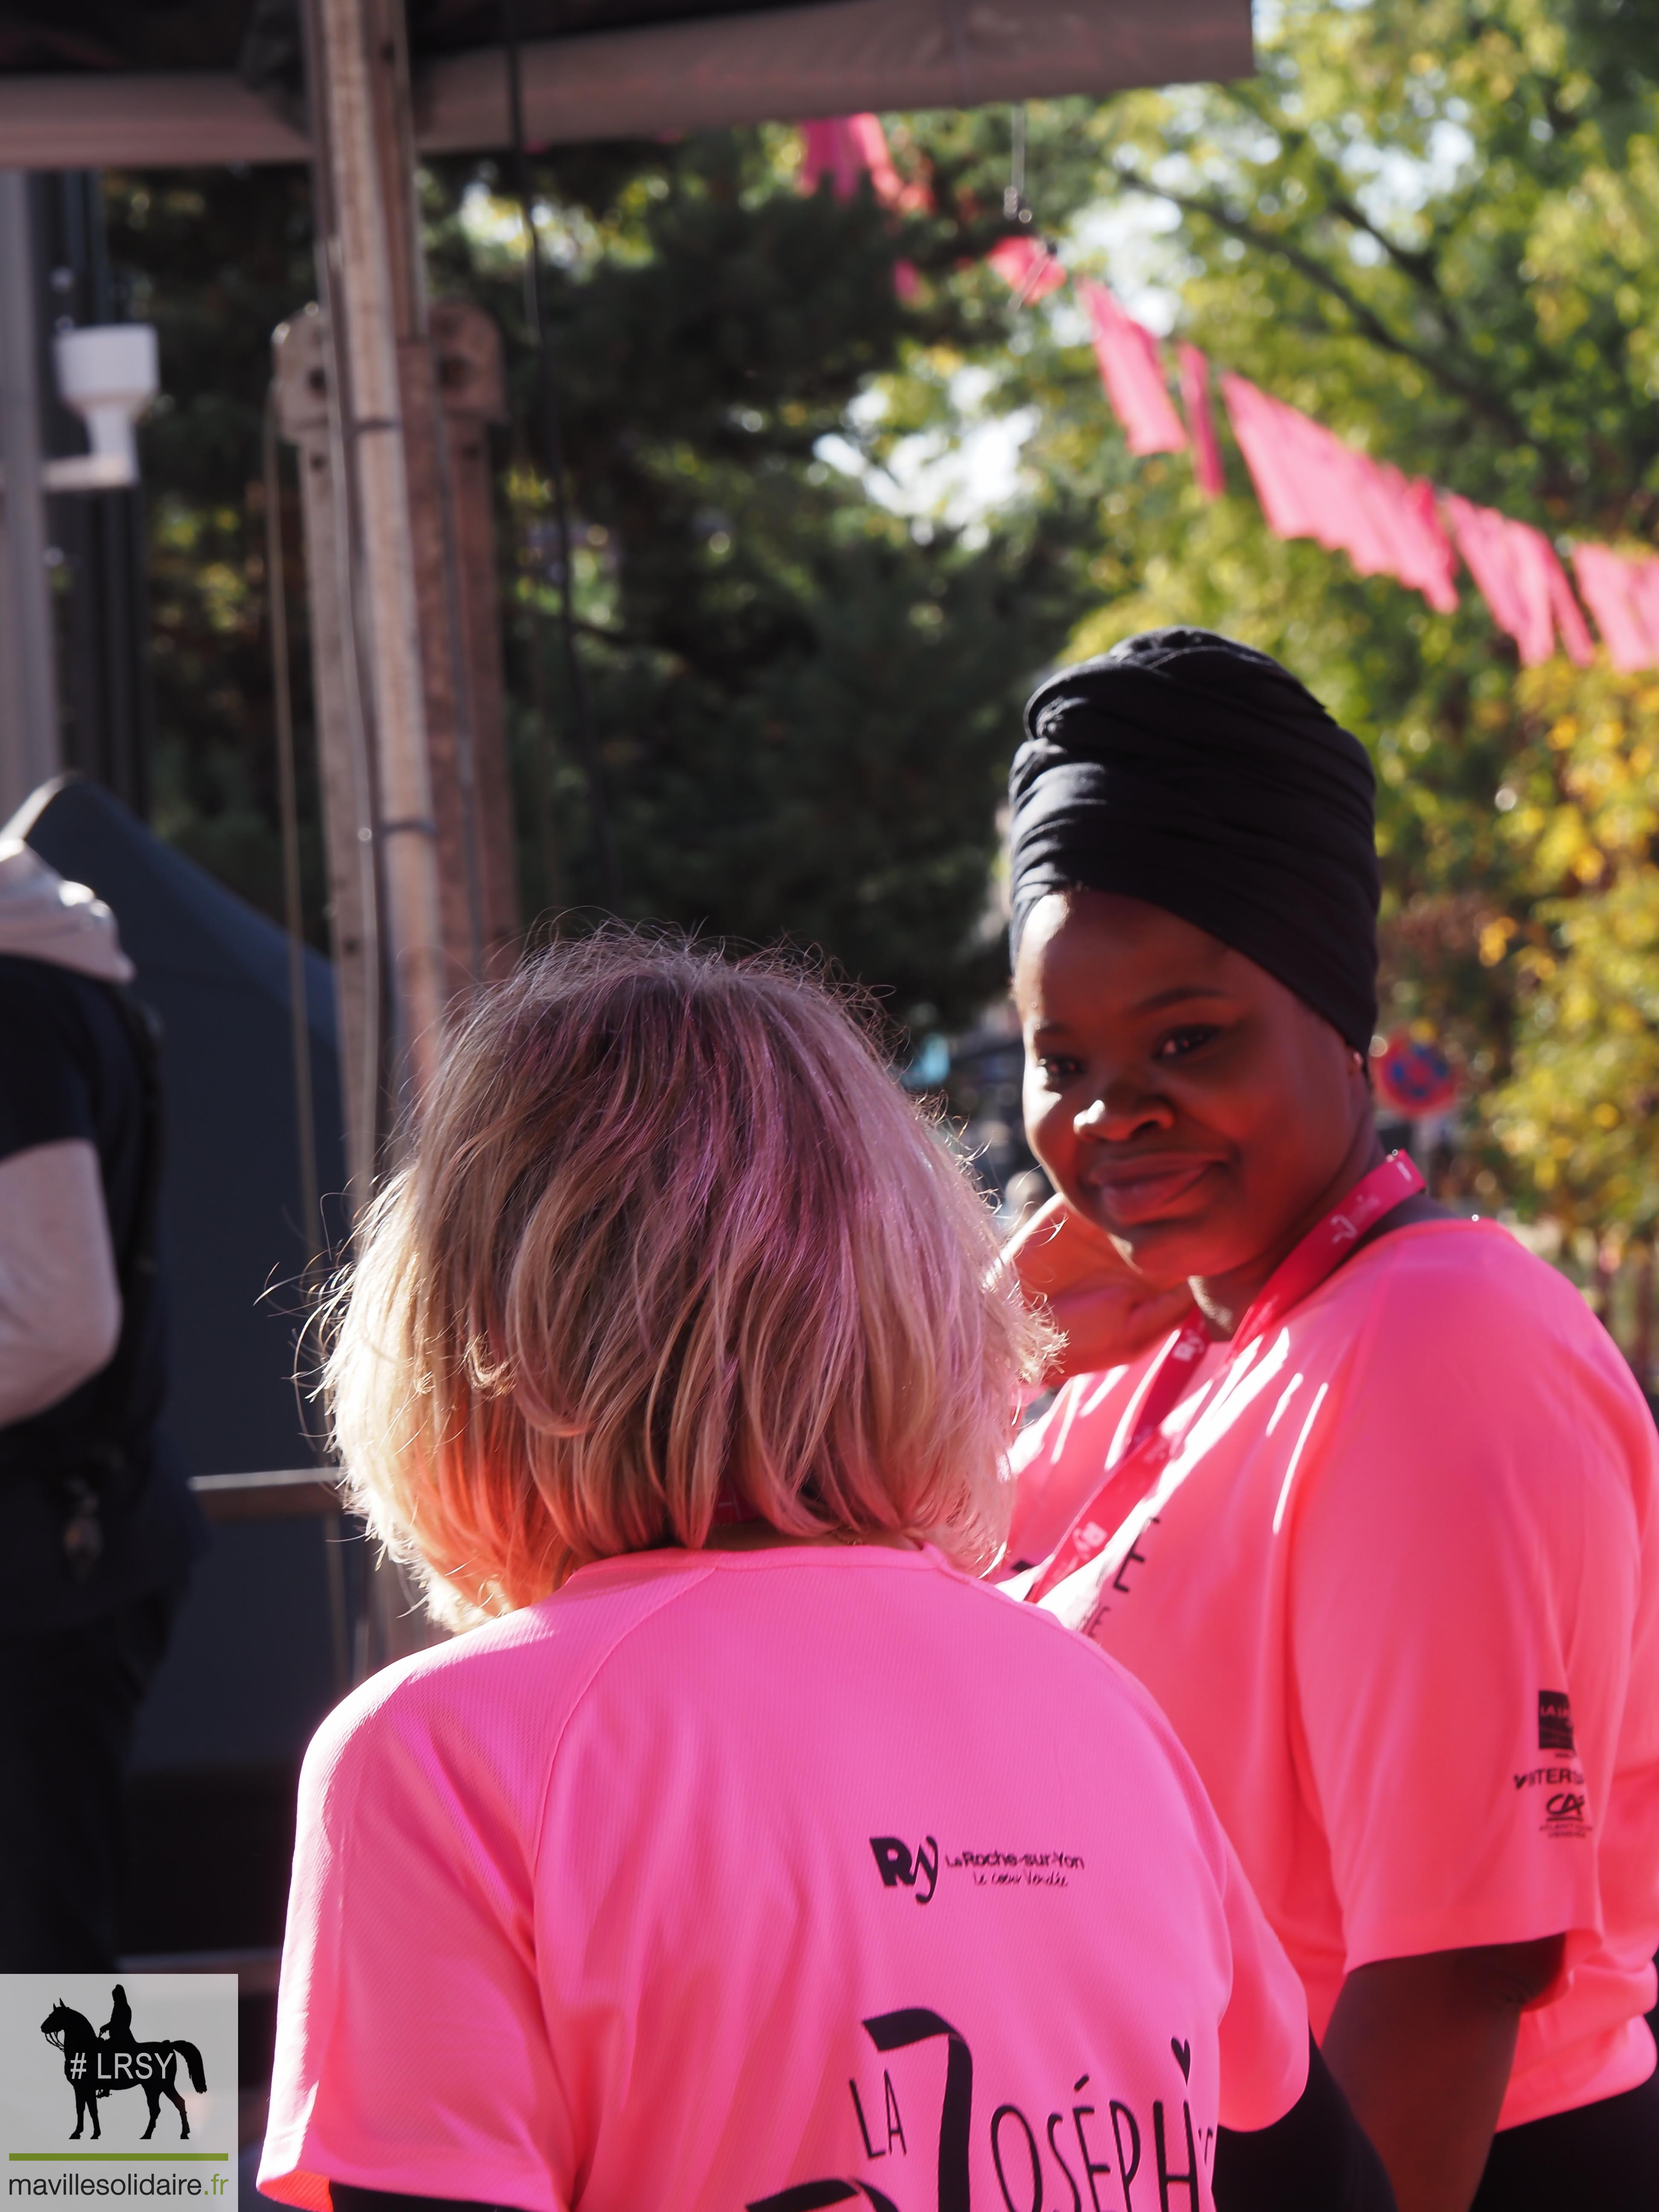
[{"xmin": 1375, "ymin": 1029, "xmax": 1458, "ymax": 1119}]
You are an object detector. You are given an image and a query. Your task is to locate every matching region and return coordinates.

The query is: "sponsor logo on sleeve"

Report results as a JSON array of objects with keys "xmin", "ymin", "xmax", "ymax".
[
  {"xmin": 1538, "ymin": 1689, "xmax": 1575, "ymax": 1754},
  {"xmin": 1539, "ymin": 1788, "xmax": 1590, "ymax": 1838},
  {"xmin": 1528, "ymin": 1693, "xmax": 1589, "ymax": 1833}
]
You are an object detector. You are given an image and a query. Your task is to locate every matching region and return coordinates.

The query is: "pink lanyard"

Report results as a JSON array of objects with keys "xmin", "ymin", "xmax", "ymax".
[{"xmin": 1023, "ymin": 1150, "xmax": 1425, "ymax": 1605}]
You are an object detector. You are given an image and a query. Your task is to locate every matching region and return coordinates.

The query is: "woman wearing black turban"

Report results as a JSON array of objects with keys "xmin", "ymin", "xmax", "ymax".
[{"xmin": 1003, "ymin": 630, "xmax": 1659, "ymax": 2212}]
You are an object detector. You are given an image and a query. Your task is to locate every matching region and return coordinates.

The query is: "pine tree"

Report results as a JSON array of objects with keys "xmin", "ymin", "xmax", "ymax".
[{"xmin": 110, "ymin": 123, "xmax": 1094, "ymax": 1032}]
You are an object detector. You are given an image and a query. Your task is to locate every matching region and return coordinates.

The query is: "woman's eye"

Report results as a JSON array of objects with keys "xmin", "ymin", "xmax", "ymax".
[
  {"xmin": 1036, "ymin": 1054, "xmax": 1083, "ymax": 1083},
  {"xmin": 1155, "ymin": 1026, "xmax": 1221, "ymax": 1061}
]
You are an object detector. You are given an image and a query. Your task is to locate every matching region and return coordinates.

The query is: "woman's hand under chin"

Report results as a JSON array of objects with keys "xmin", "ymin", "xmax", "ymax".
[{"xmin": 1004, "ymin": 1193, "xmax": 1199, "ymax": 1387}]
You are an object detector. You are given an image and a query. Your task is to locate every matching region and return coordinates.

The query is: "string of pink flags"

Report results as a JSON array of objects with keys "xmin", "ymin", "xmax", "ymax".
[{"xmin": 799, "ymin": 113, "xmax": 1659, "ymax": 675}]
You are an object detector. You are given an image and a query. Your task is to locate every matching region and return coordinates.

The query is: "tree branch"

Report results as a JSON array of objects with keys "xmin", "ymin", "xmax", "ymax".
[
  {"xmin": 1223, "ymin": 85, "xmax": 1453, "ymax": 301},
  {"xmin": 1110, "ymin": 160, "xmax": 1532, "ymax": 445}
]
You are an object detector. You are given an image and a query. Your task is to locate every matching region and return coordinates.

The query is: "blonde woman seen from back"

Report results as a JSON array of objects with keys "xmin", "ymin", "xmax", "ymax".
[{"xmin": 256, "ymin": 933, "xmax": 1389, "ymax": 2212}]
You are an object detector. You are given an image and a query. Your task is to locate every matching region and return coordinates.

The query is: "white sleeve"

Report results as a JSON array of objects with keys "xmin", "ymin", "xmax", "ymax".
[{"xmin": 0, "ymin": 1138, "xmax": 122, "ymax": 1426}]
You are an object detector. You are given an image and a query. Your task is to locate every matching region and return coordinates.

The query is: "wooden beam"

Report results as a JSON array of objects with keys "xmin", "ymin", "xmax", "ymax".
[
  {"xmin": 420, "ymin": 0, "xmax": 1256, "ymax": 151},
  {"xmin": 306, "ymin": 0, "xmax": 447, "ymax": 1098},
  {"xmin": 189, "ymin": 1467, "xmax": 347, "ymax": 1523},
  {"xmin": 0, "ymin": 0, "xmax": 1253, "ymax": 170},
  {"xmin": 431, "ymin": 299, "xmax": 520, "ymax": 980},
  {"xmin": 272, "ymin": 304, "xmax": 380, "ymax": 1204},
  {"xmin": 366, "ymin": 0, "xmax": 520, "ymax": 999},
  {"xmin": 0, "ymin": 71, "xmax": 307, "ymax": 172},
  {"xmin": 275, "ymin": 294, "xmax": 521, "ymax": 1185}
]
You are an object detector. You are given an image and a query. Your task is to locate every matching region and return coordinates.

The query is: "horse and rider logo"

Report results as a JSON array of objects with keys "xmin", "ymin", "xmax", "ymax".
[{"xmin": 40, "ymin": 1985, "xmax": 207, "ymax": 2142}]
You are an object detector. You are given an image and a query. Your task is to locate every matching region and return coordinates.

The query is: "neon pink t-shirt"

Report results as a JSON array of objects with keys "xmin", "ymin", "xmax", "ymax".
[
  {"xmin": 1008, "ymin": 1220, "xmax": 1659, "ymax": 2130},
  {"xmin": 258, "ymin": 1543, "xmax": 1308, "ymax": 2212}
]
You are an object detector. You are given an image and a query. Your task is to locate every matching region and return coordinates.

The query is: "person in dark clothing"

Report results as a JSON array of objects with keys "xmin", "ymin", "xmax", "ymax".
[{"xmin": 0, "ymin": 835, "xmax": 204, "ymax": 1970}]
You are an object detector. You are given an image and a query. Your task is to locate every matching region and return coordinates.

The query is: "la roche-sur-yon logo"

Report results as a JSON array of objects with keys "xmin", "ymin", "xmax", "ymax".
[{"xmin": 1, "ymin": 1973, "xmax": 237, "ymax": 2206}]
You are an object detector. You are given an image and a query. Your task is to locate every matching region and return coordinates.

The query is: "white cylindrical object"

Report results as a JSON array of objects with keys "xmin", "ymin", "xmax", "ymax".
[{"xmin": 52, "ymin": 324, "xmax": 159, "ymax": 489}]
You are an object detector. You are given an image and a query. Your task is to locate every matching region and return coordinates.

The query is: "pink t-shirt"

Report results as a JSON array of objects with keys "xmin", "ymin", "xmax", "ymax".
[
  {"xmin": 258, "ymin": 1543, "xmax": 1307, "ymax": 2212},
  {"xmin": 1008, "ymin": 1219, "xmax": 1659, "ymax": 2130}
]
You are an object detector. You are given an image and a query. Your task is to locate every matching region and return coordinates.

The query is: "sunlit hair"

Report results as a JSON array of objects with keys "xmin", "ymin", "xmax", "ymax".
[{"xmin": 324, "ymin": 930, "xmax": 1049, "ymax": 1627}]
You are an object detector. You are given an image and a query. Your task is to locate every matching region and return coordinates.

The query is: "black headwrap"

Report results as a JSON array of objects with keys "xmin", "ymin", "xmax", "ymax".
[{"xmin": 1008, "ymin": 629, "xmax": 1380, "ymax": 1052}]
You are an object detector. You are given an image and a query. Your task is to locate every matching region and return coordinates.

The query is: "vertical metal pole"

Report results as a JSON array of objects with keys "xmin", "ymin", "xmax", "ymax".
[
  {"xmin": 303, "ymin": 0, "xmax": 445, "ymax": 1107},
  {"xmin": 0, "ymin": 170, "xmax": 59, "ymax": 819}
]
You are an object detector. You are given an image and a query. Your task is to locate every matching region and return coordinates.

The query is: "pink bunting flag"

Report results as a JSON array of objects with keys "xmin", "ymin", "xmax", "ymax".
[
  {"xmin": 1358, "ymin": 460, "xmax": 1458, "ymax": 615},
  {"xmin": 1572, "ymin": 544, "xmax": 1659, "ymax": 671},
  {"xmin": 986, "ymin": 235, "xmax": 1068, "ymax": 305},
  {"xmin": 1629, "ymin": 559, "xmax": 1659, "ymax": 664},
  {"xmin": 1080, "ymin": 282, "xmax": 1187, "ymax": 458},
  {"xmin": 1218, "ymin": 372, "xmax": 1316, "ymax": 536},
  {"xmin": 1442, "ymin": 498, "xmax": 1593, "ymax": 667},
  {"xmin": 1442, "ymin": 496, "xmax": 1536, "ymax": 657},
  {"xmin": 798, "ymin": 116, "xmax": 929, "ymax": 213},
  {"xmin": 1220, "ymin": 374, "xmax": 1457, "ymax": 612},
  {"xmin": 1542, "ymin": 537, "xmax": 1596, "ymax": 667},
  {"xmin": 1178, "ymin": 344, "xmax": 1225, "ymax": 501},
  {"xmin": 798, "ymin": 116, "xmax": 929, "ymax": 298}
]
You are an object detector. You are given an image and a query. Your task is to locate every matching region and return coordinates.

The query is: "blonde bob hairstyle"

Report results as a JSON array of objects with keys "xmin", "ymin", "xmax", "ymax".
[{"xmin": 325, "ymin": 931, "xmax": 1049, "ymax": 1625}]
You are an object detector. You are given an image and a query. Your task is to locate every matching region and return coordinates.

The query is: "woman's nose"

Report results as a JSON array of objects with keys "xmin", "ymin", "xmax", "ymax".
[{"xmin": 1074, "ymin": 1086, "xmax": 1175, "ymax": 1142}]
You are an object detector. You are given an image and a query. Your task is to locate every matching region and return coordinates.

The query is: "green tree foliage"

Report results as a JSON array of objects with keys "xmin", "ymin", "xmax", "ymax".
[
  {"xmin": 111, "ymin": 131, "xmax": 1091, "ymax": 1029},
  {"xmin": 112, "ymin": 15, "xmax": 1659, "ymax": 1224},
  {"xmin": 893, "ymin": 0, "xmax": 1659, "ymax": 1228},
  {"xmin": 424, "ymin": 127, "xmax": 1089, "ymax": 1024},
  {"xmin": 1487, "ymin": 661, "xmax": 1659, "ymax": 1233},
  {"xmin": 108, "ymin": 166, "xmax": 323, "ymax": 929}
]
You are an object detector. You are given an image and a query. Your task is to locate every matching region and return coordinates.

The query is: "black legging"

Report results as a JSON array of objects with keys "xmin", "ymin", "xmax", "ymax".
[
  {"xmin": 0, "ymin": 1579, "xmax": 184, "ymax": 1970},
  {"xmin": 1471, "ymin": 2067, "xmax": 1659, "ymax": 2209}
]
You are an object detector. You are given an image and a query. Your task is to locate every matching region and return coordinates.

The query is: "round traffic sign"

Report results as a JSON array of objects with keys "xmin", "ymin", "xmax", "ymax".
[{"xmin": 1375, "ymin": 1029, "xmax": 1458, "ymax": 1119}]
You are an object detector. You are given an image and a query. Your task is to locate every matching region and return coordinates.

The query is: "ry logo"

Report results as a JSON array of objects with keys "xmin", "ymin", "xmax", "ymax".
[{"xmin": 870, "ymin": 1835, "xmax": 939, "ymax": 1904}]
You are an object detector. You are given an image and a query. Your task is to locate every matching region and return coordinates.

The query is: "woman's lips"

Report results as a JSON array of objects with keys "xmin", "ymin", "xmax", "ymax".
[{"xmin": 1082, "ymin": 1155, "xmax": 1221, "ymax": 1226}]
